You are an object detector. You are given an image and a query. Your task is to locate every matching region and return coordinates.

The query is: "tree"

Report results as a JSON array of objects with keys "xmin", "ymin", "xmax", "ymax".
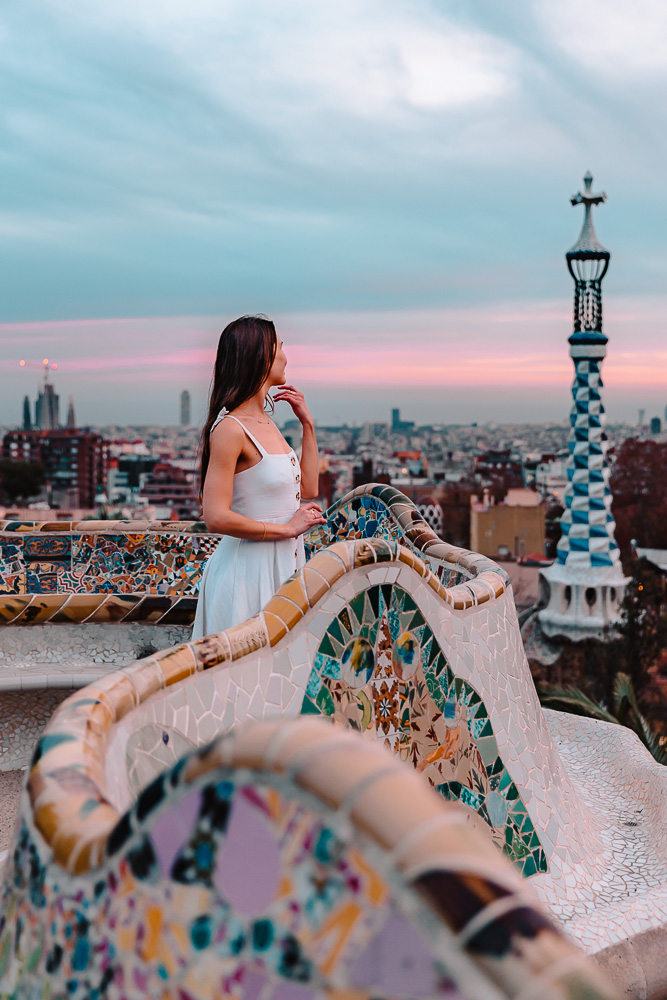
[
  {"xmin": 536, "ymin": 558, "xmax": 667, "ymax": 742},
  {"xmin": 0, "ymin": 460, "xmax": 45, "ymax": 504},
  {"xmin": 610, "ymin": 439, "xmax": 667, "ymax": 559},
  {"xmin": 544, "ymin": 501, "xmax": 564, "ymax": 559},
  {"xmin": 606, "ymin": 558, "xmax": 667, "ymax": 698}
]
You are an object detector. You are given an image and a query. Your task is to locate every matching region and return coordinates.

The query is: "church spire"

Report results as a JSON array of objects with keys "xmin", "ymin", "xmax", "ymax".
[{"xmin": 66, "ymin": 396, "xmax": 76, "ymax": 430}]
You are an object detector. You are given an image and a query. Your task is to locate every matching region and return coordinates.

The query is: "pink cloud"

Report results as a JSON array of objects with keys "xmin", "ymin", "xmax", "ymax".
[{"xmin": 2, "ymin": 303, "xmax": 666, "ymax": 392}]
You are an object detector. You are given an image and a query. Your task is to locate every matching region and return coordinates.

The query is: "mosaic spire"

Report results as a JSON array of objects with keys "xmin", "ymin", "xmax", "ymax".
[
  {"xmin": 558, "ymin": 173, "xmax": 619, "ymax": 572},
  {"xmin": 539, "ymin": 174, "xmax": 626, "ymax": 640}
]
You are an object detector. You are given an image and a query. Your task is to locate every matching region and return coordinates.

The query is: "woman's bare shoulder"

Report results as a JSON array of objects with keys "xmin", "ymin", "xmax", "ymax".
[{"xmin": 210, "ymin": 415, "xmax": 245, "ymax": 452}]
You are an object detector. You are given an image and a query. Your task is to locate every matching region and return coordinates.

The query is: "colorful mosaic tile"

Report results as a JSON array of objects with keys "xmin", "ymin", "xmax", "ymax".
[
  {"xmin": 300, "ymin": 583, "xmax": 546, "ymax": 877},
  {"xmin": 304, "ymin": 488, "xmax": 469, "ymax": 589},
  {"xmin": 0, "ymin": 722, "xmax": 613, "ymax": 1000},
  {"xmin": 0, "ymin": 485, "xmax": 484, "ymax": 606}
]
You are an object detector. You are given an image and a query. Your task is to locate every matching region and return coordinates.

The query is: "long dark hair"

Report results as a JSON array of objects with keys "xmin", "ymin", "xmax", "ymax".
[{"xmin": 199, "ymin": 315, "xmax": 277, "ymax": 493}]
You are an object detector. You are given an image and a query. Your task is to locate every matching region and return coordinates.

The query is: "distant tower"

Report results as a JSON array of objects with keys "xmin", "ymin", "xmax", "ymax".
[
  {"xmin": 539, "ymin": 173, "xmax": 626, "ymax": 639},
  {"xmin": 35, "ymin": 382, "xmax": 60, "ymax": 430},
  {"xmin": 180, "ymin": 390, "xmax": 191, "ymax": 427},
  {"xmin": 22, "ymin": 395, "xmax": 31, "ymax": 430},
  {"xmin": 66, "ymin": 396, "xmax": 77, "ymax": 429}
]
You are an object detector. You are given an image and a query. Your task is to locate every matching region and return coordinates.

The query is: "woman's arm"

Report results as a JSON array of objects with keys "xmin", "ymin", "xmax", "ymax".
[
  {"xmin": 273, "ymin": 385, "xmax": 319, "ymax": 499},
  {"xmin": 299, "ymin": 420, "xmax": 319, "ymax": 499},
  {"xmin": 202, "ymin": 422, "xmax": 292, "ymax": 539}
]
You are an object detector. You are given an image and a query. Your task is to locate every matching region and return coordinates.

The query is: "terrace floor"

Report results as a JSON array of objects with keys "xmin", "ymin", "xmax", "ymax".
[{"xmin": 0, "ymin": 768, "xmax": 23, "ymax": 859}]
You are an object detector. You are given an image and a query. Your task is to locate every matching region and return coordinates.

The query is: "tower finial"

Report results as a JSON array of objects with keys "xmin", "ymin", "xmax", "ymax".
[{"xmin": 566, "ymin": 173, "xmax": 610, "ymax": 335}]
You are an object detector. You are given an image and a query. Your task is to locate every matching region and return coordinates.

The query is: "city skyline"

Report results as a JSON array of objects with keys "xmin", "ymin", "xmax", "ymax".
[
  {"xmin": 2, "ymin": 2, "xmax": 667, "ymax": 425},
  {"xmin": 2, "ymin": 298, "xmax": 666, "ymax": 428}
]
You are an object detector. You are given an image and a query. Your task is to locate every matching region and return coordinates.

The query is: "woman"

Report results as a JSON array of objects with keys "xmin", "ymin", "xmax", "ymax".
[{"xmin": 191, "ymin": 315, "xmax": 326, "ymax": 639}]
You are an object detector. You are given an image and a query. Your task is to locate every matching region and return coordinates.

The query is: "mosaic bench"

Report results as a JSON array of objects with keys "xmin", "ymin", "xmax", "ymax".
[
  {"xmin": 0, "ymin": 484, "xmax": 484, "ymax": 626},
  {"xmin": 0, "ymin": 486, "xmax": 494, "ymax": 770},
  {"xmin": 1, "ymin": 533, "xmax": 666, "ymax": 997},
  {"xmin": 0, "ymin": 716, "xmax": 616, "ymax": 1000}
]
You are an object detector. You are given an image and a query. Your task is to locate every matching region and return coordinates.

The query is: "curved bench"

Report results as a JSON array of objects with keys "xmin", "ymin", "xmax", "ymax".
[
  {"xmin": 2, "ymin": 499, "xmax": 667, "ymax": 993},
  {"xmin": 0, "ymin": 487, "xmax": 504, "ymax": 773},
  {"xmin": 0, "ymin": 484, "xmax": 501, "ymax": 631},
  {"xmin": 0, "ymin": 718, "xmax": 615, "ymax": 1000}
]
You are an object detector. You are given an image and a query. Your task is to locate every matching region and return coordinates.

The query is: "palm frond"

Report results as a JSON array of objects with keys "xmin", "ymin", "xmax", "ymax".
[
  {"xmin": 536, "ymin": 682, "xmax": 617, "ymax": 724},
  {"xmin": 539, "ymin": 674, "xmax": 667, "ymax": 767},
  {"xmin": 613, "ymin": 672, "xmax": 667, "ymax": 766}
]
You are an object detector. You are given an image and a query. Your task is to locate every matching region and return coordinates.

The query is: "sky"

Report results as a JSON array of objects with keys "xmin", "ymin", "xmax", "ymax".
[{"xmin": 1, "ymin": 0, "xmax": 667, "ymax": 427}]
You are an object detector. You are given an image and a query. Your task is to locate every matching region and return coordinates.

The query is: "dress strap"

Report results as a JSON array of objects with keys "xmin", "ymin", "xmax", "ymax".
[
  {"xmin": 223, "ymin": 414, "xmax": 268, "ymax": 456},
  {"xmin": 210, "ymin": 408, "xmax": 229, "ymax": 435}
]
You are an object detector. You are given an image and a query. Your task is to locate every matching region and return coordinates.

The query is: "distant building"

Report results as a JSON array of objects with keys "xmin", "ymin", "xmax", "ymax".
[
  {"xmin": 2, "ymin": 429, "xmax": 108, "ymax": 508},
  {"xmin": 632, "ymin": 543, "xmax": 667, "ymax": 576},
  {"xmin": 35, "ymin": 382, "xmax": 60, "ymax": 430},
  {"xmin": 391, "ymin": 408, "xmax": 415, "ymax": 434},
  {"xmin": 395, "ymin": 450, "xmax": 427, "ymax": 477},
  {"xmin": 534, "ymin": 451, "xmax": 568, "ymax": 499},
  {"xmin": 352, "ymin": 458, "xmax": 390, "ymax": 491},
  {"xmin": 650, "ymin": 416, "xmax": 662, "ymax": 435},
  {"xmin": 474, "ymin": 448, "xmax": 523, "ymax": 482},
  {"xmin": 22, "ymin": 396, "xmax": 31, "ymax": 431},
  {"xmin": 139, "ymin": 462, "xmax": 199, "ymax": 518},
  {"xmin": 107, "ymin": 454, "xmax": 158, "ymax": 502},
  {"xmin": 180, "ymin": 390, "xmax": 191, "ymax": 427},
  {"xmin": 470, "ymin": 489, "xmax": 545, "ymax": 560},
  {"xmin": 66, "ymin": 396, "xmax": 76, "ymax": 430}
]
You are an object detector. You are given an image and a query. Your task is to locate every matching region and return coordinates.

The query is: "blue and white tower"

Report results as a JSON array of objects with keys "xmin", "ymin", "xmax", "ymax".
[{"xmin": 539, "ymin": 173, "xmax": 626, "ymax": 639}]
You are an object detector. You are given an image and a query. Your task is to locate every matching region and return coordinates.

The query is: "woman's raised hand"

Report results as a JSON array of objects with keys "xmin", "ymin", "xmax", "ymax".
[
  {"xmin": 271, "ymin": 385, "xmax": 313, "ymax": 426},
  {"xmin": 288, "ymin": 502, "xmax": 327, "ymax": 537}
]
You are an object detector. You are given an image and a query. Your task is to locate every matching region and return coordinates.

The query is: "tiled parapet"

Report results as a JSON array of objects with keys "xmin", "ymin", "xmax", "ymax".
[
  {"xmin": 18, "ymin": 538, "xmax": 517, "ymax": 873},
  {"xmin": 0, "ymin": 520, "xmax": 213, "ymax": 619},
  {"xmin": 303, "ymin": 484, "xmax": 498, "ymax": 588},
  {"xmin": 0, "ymin": 718, "xmax": 617, "ymax": 1000},
  {"xmin": 6, "ymin": 533, "xmax": 667, "ymax": 968},
  {"xmin": 0, "ymin": 485, "xmax": 508, "ymax": 626}
]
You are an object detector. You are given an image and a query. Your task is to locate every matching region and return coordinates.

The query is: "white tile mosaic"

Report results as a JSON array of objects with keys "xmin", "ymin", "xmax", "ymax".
[{"xmin": 20, "ymin": 534, "xmax": 660, "ymax": 966}]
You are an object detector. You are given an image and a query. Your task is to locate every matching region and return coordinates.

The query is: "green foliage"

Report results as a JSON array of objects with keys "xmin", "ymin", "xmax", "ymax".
[
  {"xmin": 538, "ymin": 672, "xmax": 667, "ymax": 766},
  {"xmin": 604, "ymin": 558, "xmax": 667, "ymax": 697},
  {"xmin": 0, "ymin": 460, "xmax": 45, "ymax": 504},
  {"xmin": 536, "ymin": 682, "xmax": 617, "ymax": 723},
  {"xmin": 538, "ymin": 559, "xmax": 667, "ymax": 764}
]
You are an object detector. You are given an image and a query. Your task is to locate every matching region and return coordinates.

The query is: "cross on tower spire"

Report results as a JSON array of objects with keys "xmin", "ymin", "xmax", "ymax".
[{"xmin": 567, "ymin": 172, "xmax": 609, "ymax": 265}]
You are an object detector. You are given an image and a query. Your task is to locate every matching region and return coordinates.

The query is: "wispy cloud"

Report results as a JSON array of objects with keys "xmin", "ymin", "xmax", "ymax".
[{"xmin": 1, "ymin": 1, "xmax": 666, "ymax": 425}]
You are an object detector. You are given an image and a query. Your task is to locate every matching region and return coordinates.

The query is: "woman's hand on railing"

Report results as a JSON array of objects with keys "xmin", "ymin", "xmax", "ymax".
[{"xmin": 287, "ymin": 503, "xmax": 327, "ymax": 537}]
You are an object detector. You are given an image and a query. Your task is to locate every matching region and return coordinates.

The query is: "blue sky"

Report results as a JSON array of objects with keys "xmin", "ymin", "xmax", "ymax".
[{"xmin": 1, "ymin": 0, "xmax": 666, "ymax": 426}]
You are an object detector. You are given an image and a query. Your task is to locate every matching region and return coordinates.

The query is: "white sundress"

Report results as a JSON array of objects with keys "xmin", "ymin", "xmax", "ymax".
[{"xmin": 191, "ymin": 411, "xmax": 305, "ymax": 639}]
